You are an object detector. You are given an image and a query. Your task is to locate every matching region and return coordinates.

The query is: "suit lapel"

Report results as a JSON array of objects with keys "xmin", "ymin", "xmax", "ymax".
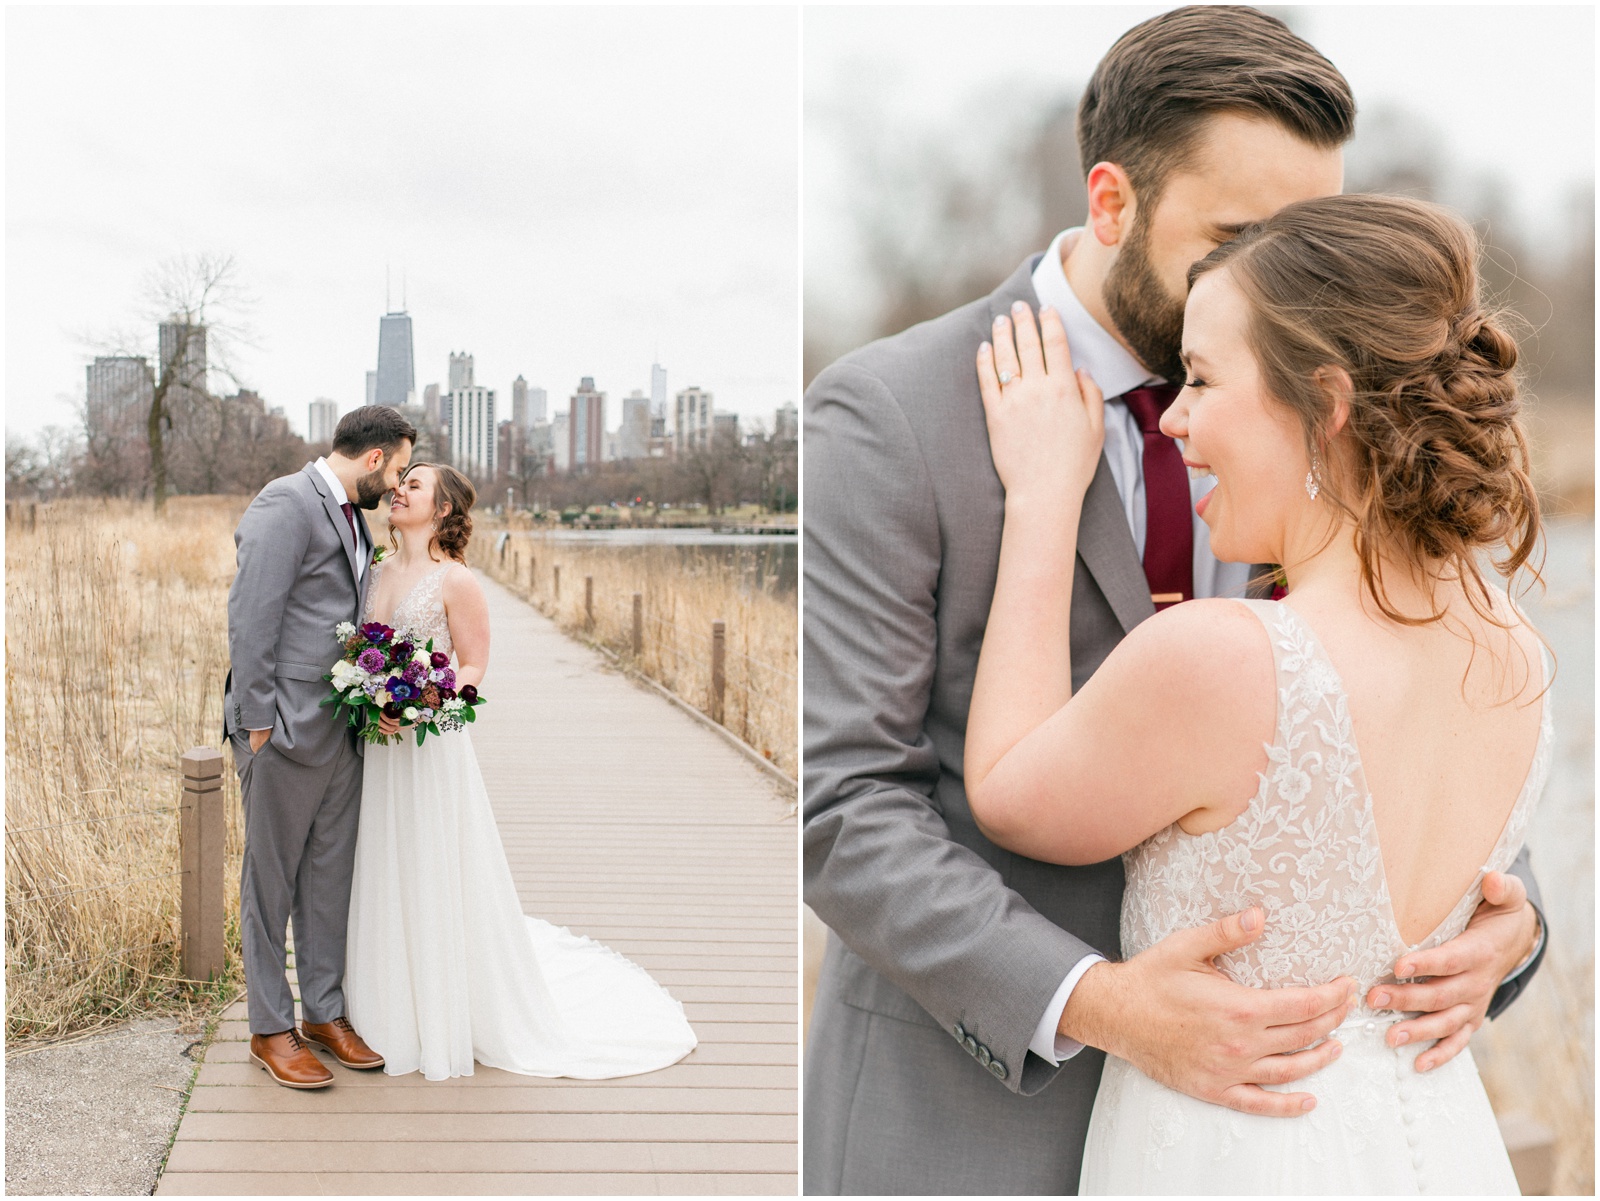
[
  {"xmin": 984, "ymin": 259, "xmax": 1155, "ymax": 636},
  {"xmin": 305, "ymin": 463, "xmax": 363, "ymax": 588}
]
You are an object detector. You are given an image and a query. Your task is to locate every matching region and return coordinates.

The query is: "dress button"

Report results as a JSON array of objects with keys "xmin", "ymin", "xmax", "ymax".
[
  {"xmin": 1406, "ymin": 1130, "xmax": 1420, "ymax": 1148},
  {"xmin": 1365, "ymin": 1021, "xmax": 1377, "ymax": 1034},
  {"xmin": 1411, "ymin": 1151, "xmax": 1424, "ymax": 1170},
  {"xmin": 1402, "ymin": 1110, "xmax": 1415, "ymax": 1126},
  {"xmin": 1398, "ymin": 1084, "xmax": 1414, "ymax": 1103}
]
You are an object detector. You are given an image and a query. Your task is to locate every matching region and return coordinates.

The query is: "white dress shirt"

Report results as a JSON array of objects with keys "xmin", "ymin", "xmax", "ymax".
[
  {"xmin": 314, "ymin": 457, "xmax": 368, "ymax": 581},
  {"xmin": 1024, "ymin": 230, "xmax": 1252, "ymax": 1066}
]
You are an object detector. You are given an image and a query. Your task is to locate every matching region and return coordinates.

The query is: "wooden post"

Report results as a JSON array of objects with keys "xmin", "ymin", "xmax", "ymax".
[
  {"xmin": 584, "ymin": 576, "xmax": 594, "ymax": 630},
  {"xmin": 27, "ymin": 503, "xmax": 37, "ymax": 532},
  {"xmin": 711, "ymin": 620, "xmax": 726, "ymax": 725},
  {"xmin": 553, "ymin": 565, "xmax": 561, "ymax": 601},
  {"xmin": 4, "ymin": 502, "xmax": 11, "ymax": 526},
  {"xmin": 632, "ymin": 593, "xmax": 643, "ymax": 658},
  {"xmin": 180, "ymin": 747, "xmax": 226, "ymax": 982},
  {"xmin": 513, "ymin": 551, "xmax": 519, "ymax": 584}
]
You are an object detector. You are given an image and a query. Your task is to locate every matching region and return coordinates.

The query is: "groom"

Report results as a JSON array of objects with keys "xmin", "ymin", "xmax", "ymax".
[
  {"xmin": 224, "ymin": 405, "xmax": 415, "ymax": 1088},
  {"xmin": 803, "ymin": 7, "xmax": 1547, "ymax": 1193}
]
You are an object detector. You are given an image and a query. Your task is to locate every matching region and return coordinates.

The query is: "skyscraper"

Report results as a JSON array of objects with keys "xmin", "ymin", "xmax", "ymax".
[
  {"xmin": 375, "ymin": 312, "xmax": 415, "ymax": 409},
  {"xmin": 86, "ymin": 356, "xmax": 153, "ymax": 430},
  {"xmin": 529, "ymin": 386, "xmax": 547, "ymax": 424},
  {"xmin": 308, "ymin": 397, "xmax": 339, "ymax": 445},
  {"xmin": 423, "ymin": 383, "xmax": 441, "ymax": 427},
  {"xmin": 512, "ymin": 376, "xmax": 530, "ymax": 429},
  {"xmin": 552, "ymin": 412, "xmax": 571, "ymax": 473},
  {"xmin": 775, "ymin": 402, "xmax": 798, "ymax": 441},
  {"xmin": 651, "ymin": 362, "xmax": 668, "ymax": 422},
  {"xmin": 674, "ymin": 386, "xmax": 713, "ymax": 455},
  {"xmin": 158, "ymin": 318, "xmax": 207, "ymax": 397},
  {"xmin": 447, "ymin": 385, "xmax": 496, "ymax": 477},
  {"xmin": 620, "ymin": 389, "xmax": 651, "ymax": 460},
  {"xmin": 448, "ymin": 352, "xmax": 474, "ymax": 391},
  {"xmin": 568, "ymin": 377, "xmax": 605, "ymax": 472},
  {"xmin": 365, "ymin": 371, "xmax": 377, "ymax": 407}
]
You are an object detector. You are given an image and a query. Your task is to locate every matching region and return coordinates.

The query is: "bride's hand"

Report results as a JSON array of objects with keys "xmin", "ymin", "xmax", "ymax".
[{"xmin": 977, "ymin": 300, "xmax": 1105, "ymax": 508}]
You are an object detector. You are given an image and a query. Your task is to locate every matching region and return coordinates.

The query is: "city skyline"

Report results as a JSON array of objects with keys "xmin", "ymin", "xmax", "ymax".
[{"xmin": 7, "ymin": 7, "xmax": 798, "ymax": 443}]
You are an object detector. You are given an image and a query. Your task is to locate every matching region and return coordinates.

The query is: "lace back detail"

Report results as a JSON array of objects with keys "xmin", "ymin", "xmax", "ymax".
[
  {"xmin": 364, "ymin": 561, "xmax": 454, "ymax": 659},
  {"xmin": 1120, "ymin": 599, "xmax": 1551, "ymax": 1011}
]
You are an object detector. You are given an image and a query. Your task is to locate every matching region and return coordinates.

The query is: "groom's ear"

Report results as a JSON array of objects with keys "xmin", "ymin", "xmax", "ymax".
[{"xmin": 1086, "ymin": 162, "xmax": 1137, "ymax": 248}]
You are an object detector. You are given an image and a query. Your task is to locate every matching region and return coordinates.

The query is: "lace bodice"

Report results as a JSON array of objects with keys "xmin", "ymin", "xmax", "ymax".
[
  {"xmin": 365, "ymin": 561, "xmax": 454, "ymax": 660},
  {"xmin": 1121, "ymin": 599, "xmax": 1551, "ymax": 1017}
]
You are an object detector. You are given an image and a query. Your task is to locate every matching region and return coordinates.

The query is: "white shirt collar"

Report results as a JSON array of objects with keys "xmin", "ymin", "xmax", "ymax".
[
  {"xmin": 314, "ymin": 456, "xmax": 350, "ymax": 507},
  {"xmin": 1030, "ymin": 228, "xmax": 1164, "ymax": 402}
]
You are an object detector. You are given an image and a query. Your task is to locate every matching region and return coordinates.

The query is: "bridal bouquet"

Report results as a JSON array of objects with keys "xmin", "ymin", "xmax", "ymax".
[{"xmin": 323, "ymin": 621, "xmax": 485, "ymax": 746}]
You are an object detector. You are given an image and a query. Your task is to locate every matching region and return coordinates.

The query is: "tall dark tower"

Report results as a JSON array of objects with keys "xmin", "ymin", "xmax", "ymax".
[{"xmin": 375, "ymin": 311, "xmax": 415, "ymax": 409}]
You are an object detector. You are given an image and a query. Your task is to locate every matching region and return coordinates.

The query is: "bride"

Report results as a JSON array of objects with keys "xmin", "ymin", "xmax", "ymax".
[
  {"xmin": 340, "ymin": 461, "xmax": 697, "ymax": 1080},
  {"xmin": 964, "ymin": 194, "xmax": 1549, "ymax": 1194}
]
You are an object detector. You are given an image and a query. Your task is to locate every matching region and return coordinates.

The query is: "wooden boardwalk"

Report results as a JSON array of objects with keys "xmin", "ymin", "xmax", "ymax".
[{"xmin": 158, "ymin": 573, "xmax": 798, "ymax": 1195}]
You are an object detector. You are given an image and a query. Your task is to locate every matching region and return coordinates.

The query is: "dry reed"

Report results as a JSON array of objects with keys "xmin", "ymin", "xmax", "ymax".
[
  {"xmin": 468, "ymin": 524, "xmax": 797, "ymax": 778},
  {"xmin": 5, "ymin": 497, "xmax": 248, "ymax": 1043}
]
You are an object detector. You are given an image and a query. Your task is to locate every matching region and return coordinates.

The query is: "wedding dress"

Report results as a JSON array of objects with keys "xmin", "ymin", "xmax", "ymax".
[
  {"xmin": 344, "ymin": 562, "xmax": 698, "ymax": 1080},
  {"xmin": 1079, "ymin": 599, "xmax": 1550, "ymax": 1196}
]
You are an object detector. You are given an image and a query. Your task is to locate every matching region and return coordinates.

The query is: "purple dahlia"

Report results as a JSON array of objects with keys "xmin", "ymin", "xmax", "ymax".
[{"xmin": 356, "ymin": 648, "xmax": 387, "ymax": 673}]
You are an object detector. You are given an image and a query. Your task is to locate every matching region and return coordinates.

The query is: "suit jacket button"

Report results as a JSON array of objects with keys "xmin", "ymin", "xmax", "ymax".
[
  {"xmin": 989, "ymin": 1059, "xmax": 1007, "ymax": 1081},
  {"xmin": 953, "ymin": 1022, "xmax": 966, "ymax": 1043},
  {"xmin": 963, "ymin": 1035, "xmax": 978, "ymax": 1057},
  {"xmin": 977, "ymin": 1046, "xmax": 992, "ymax": 1067}
]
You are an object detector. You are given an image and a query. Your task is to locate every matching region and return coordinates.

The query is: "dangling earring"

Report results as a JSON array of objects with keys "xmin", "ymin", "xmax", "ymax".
[{"xmin": 1305, "ymin": 453, "xmax": 1322, "ymax": 501}]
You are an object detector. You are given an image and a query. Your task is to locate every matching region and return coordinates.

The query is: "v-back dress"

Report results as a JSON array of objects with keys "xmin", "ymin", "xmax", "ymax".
[
  {"xmin": 1079, "ymin": 599, "xmax": 1550, "ymax": 1195},
  {"xmin": 343, "ymin": 561, "xmax": 698, "ymax": 1080}
]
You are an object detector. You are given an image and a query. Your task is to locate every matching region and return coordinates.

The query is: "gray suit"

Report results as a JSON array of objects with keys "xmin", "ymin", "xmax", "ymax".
[
  {"xmin": 225, "ymin": 462, "xmax": 372, "ymax": 1035},
  {"xmin": 802, "ymin": 257, "xmax": 1545, "ymax": 1195}
]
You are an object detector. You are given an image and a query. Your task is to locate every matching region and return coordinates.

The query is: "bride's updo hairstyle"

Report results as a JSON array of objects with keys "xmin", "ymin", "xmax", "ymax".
[
  {"xmin": 1188, "ymin": 193, "xmax": 1541, "ymax": 626},
  {"xmin": 395, "ymin": 462, "xmax": 476, "ymax": 563}
]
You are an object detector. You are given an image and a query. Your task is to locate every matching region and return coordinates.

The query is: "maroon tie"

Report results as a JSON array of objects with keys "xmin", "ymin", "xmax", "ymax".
[
  {"xmin": 1119, "ymin": 384, "xmax": 1193, "ymax": 611},
  {"xmin": 340, "ymin": 501, "xmax": 357, "ymax": 545}
]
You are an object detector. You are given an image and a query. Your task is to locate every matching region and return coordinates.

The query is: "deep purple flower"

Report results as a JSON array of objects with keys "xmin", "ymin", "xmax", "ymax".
[
  {"xmin": 439, "ymin": 686, "xmax": 456, "ymax": 701},
  {"xmin": 459, "ymin": 684, "xmax": 479, "ymax": 705},
  {"xmin": 393, "ymin": 641, "xmax": 414, "ymax": 660},
  {"xmin": 402, "ymin": 660, "xmax": 425, "ymax": 684},
  {"xmin": 431, "ymin": 651, "xmax": 450, "ymax": 669},
  {"xmin": 356, "ymin": 648, "xmax": 387, "ymax": 673},
  {"xmin": 360, "ymin": 622, "xmax": 393, "ymax": 644},
  {"xmin": 439, "ymin": 668, "xmax": 456, "ymax": 689},
  {"xmin": 381, "ymin": 702, "xmax": 404, "ymax": 719}
]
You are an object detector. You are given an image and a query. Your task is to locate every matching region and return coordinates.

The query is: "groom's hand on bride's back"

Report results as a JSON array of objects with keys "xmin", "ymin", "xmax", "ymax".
[{"xmin": 1060, "ymin": 907, "xmax": 1356, "ymax": 1119}]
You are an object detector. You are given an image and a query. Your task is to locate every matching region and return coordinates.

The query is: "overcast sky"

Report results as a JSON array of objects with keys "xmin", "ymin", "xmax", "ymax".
[
  {"xmin": 7, "ymin": 7, "xmax": 799, "ymax": 441},
  {"xmin": 806, "ymin": 5, "xmax": 1594, "ymax": 331}
]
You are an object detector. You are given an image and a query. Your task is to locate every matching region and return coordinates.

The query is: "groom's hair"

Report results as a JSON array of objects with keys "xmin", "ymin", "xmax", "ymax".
[
  {"xmin": 1078, "ymin": 6, "xmax": 1355, "ymax": 205},
  {"xmin": 332, "ymin": 405, "xmax": 417, "ymax": 460}
]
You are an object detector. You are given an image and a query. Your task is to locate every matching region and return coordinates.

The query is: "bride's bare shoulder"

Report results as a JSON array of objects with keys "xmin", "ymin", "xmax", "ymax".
[
  {"xmin": 1106, "ymin": 598, "xmax": 1275, "ymax": 693},
  {"xmin": 439, "ymin": 560, "xmax": 484, "ymax": 603}
]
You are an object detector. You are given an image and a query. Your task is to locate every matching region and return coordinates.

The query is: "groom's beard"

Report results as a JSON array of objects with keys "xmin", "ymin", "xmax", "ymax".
[
  {"xmin": 1102, "ymin": 215, "xmax": 1188, "ymax": 385},
  {"xmin": 352, "ymin": 468, "xmax": 389, "ymax": 510}
]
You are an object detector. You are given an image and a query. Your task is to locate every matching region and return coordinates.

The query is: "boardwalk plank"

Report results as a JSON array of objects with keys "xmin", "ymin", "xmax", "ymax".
[{"xmin": 158, "ymin": 572, "xmax": 796, "ymax": 1196}]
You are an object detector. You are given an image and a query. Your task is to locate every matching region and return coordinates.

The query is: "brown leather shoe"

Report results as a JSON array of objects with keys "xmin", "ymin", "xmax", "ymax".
[
  {"xmin": 300, "ymin": 1016, "xmax": 385, "ymax": 1069},
  {"xmin": 250, "ymin": 1029, "xmax": 333, "ymax": 1089}
]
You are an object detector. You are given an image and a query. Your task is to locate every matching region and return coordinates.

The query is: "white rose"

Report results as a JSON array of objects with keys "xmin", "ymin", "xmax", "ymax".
[
  {"xmin": 375, "ymin": 689, "xmax": 391, "ymax": 707},
  {"xmin": 412, "ymin": 648, "xmax": 430, "ymax": 665},
  {"xmin": 403, "ymin": 706, "xmax": 419, "ymax": 721}
]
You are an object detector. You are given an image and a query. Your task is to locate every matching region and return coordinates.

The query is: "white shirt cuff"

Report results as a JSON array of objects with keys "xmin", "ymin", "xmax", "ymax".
[
  {"xmin": 1029, "ymin": 954, "xmax": 1107, "ymax": 1066},
  {"xmin": 1503, "ymin": 908, "xmax": 1545, "ymax": 983}
]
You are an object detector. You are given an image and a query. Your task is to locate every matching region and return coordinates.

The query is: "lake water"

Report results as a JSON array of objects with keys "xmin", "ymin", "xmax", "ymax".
[{"xmin": 519, "ymin": 527, "xmax": 798, "ymax": 597}]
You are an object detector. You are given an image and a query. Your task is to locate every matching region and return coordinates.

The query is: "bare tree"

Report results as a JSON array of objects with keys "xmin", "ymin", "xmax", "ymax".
[{"xmin": 92, "ymin": 253, "xmax": 253, "ymax": 511}]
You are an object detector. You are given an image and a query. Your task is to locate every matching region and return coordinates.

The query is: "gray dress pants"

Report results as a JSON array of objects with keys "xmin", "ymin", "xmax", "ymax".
[{"xmin": 232, "ymin": 729, "xmax": 362, "ymax": 1035}]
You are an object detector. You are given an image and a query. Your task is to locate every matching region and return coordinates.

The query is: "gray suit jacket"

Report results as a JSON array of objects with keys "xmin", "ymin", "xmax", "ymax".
[
  {"xmin": 225, "ymin": 463, "xmax": 375, "ymax": 767},
  {"xmin": 802, "ymin": 257, "xmax": 1544, "ymax": 1195}
]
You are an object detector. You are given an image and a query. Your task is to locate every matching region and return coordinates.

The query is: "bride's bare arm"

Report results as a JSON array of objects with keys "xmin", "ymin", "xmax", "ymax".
[
  {"xmin": 442, "ymin": 564, "xmax": 491, "ymax": 690},
  {"xmin": 964, "ymin": 303, "xmax": 1272, "ymax": 863}
]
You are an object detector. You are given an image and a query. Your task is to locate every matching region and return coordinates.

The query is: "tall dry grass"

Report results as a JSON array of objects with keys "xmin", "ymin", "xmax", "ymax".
[
  {"xmin": 468, "ymin": 524, "xmax": 797, "ymax": 778},
  {"xmin": 5, "ymin": 497, "xmax": 248, "ymax": 1042}
]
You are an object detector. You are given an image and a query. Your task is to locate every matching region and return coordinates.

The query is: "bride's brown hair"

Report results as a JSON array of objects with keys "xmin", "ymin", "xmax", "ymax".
[
  {"xmin": 390, "ymin": 462, "xmax": 476, "ymax": 563},
  {"xmin": 1188, "ymin": 193, "xmax": 1542, "ymax": 630}
]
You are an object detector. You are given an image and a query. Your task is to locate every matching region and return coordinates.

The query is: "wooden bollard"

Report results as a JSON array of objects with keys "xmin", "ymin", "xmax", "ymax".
[
  {"xmin": 180, "ymin": 747, "xmax": 226, "ymax": 982},
  {"xmin": 513, "ymin": 551, "xmax": 519, "ymax": 583},
  {"xmin": 27, "ymin": 502, "xmax": 36, "ymax": 532},
  {"xmin": 553, "ymin": 565, "xmax": 561, "ymax": 601},
  {"xmin": 584, "ymin": 576, "xmax": 594, "ymax": 630},
  {"xmin": 632, "ymin": 593, "xmax": 643, "ymax": 658},
  {"xmin": 711, "ymin": 620, "xmax": 726, "ymax": 724}
]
